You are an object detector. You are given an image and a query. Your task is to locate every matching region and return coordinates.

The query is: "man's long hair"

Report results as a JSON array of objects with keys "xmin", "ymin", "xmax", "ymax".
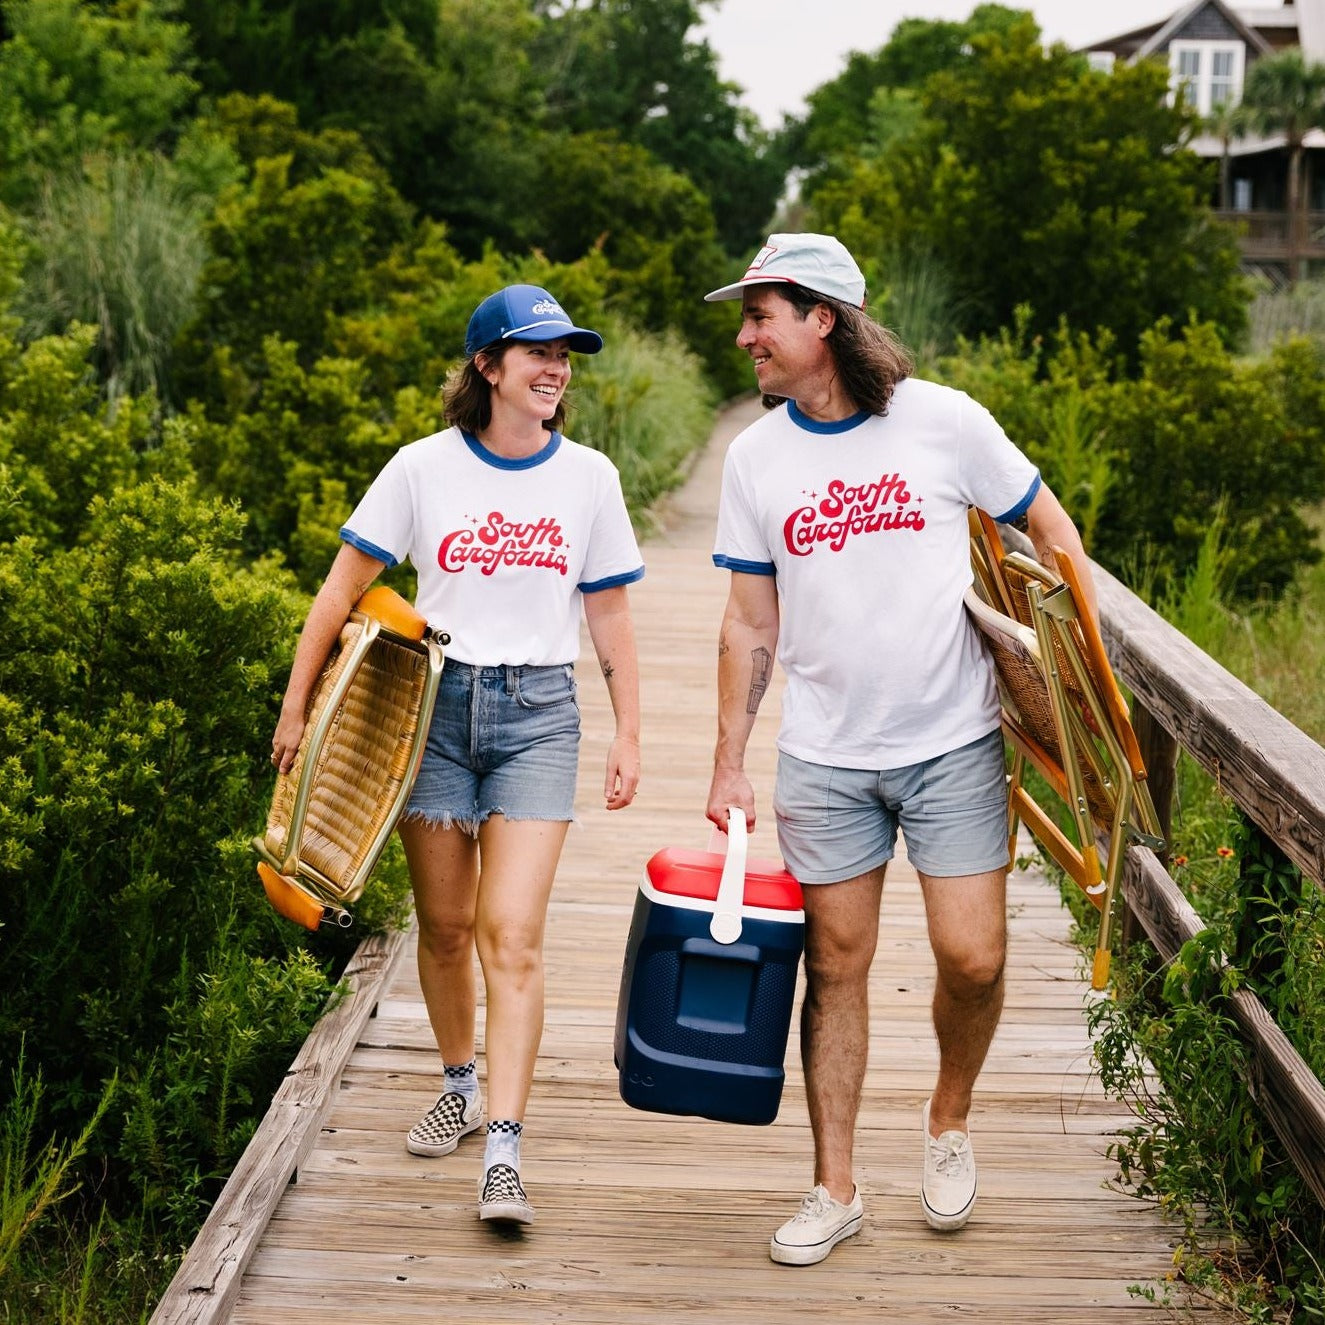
[{"xmin": 765, "ymin": 285, "xmax": 914, "ymax": 416}]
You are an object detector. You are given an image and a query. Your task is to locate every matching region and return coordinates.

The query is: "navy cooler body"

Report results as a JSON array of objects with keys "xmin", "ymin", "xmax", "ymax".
[{"xmin": 614, "ymin": 810, "xmax": 804, "ymax": 1125}]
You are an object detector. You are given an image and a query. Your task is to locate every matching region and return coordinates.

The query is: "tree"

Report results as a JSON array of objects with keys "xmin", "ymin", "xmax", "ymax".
[
  {"xmin": 1203, "ymin": 97, "xmax": 1250, "ymax": 211},
  {"xmin": 532, "ymin": 0, "xmax": 782, "ymax": 252},
  {"xmin": 779, "ymin": 4, "xmax": 1033, "ymax": 172},
  {"xmin": 0, "ymin": 0, "xmax": 197, "ymax": 210},
  {"xmin": 804, "ymin": 21, "xmax": 1247, "ymax": 355},
  {"xmin": 1237, "ymin": 48, "xmax": 1325, "ymax": 282},
  {"xmin": 173, "ymin": 95, "xmax": 415, "ymax": 401}
]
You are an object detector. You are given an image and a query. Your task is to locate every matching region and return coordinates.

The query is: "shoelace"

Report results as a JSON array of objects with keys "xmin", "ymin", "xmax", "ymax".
[
  {"xmin": 927, "ymin": 1132, "xmax": 972, "ymax": 1178},
  {"xmin": 792, "ymin": 1187, "xmax": 834, "ymax": 1222}
]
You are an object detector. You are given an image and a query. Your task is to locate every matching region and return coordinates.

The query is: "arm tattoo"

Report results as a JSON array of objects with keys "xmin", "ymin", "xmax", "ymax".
[
  {"xmin": 747, "ymin": 646, "xmax": 772, "ymax": 715},
  {"xmin": 601, "ymin": 660, "xmax": 615, "ymax": 682},
  {"xmin": 718, "ymin": 634, "xmax": 729, "ymax": 658}
]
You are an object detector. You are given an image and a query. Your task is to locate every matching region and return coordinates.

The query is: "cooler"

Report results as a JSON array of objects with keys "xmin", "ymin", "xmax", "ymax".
[{"xmin": 614, "ymin": 809, "xmax": 804, "ymax": 1125}]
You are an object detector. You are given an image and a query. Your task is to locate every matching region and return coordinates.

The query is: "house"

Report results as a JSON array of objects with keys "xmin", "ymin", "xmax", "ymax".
[{"xmin": 1082, "ymin": 0, "xmax": 1325, "ymax": 281}]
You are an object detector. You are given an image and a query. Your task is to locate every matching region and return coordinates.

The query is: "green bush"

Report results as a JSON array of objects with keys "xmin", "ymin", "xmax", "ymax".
[
  {"xmin": 0, "ymin": 469, "xmax": 414, "ymax": 1228},
  {"xmin": 120, "ymin": 945, "xmax": 334, "ymax": 1232},
  {"xmin": 936, "ymin": 317, "xmax": 1325, "ymax": 598}
]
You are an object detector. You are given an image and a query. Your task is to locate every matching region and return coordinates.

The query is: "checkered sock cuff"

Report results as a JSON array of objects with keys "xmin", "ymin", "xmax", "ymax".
[
  {"xmin": 443, "ymin": 1060, "xmax": 477, "ymax": 1081},
  {"xmin": 484, "ymin": 1118, "xmax": 523, "ymax": 1170}
]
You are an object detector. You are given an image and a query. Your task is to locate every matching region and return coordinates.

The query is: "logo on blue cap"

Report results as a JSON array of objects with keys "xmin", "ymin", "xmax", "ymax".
[{"xmin": 465, "ymin": 285, "xmax": 604, "ymax": 356}]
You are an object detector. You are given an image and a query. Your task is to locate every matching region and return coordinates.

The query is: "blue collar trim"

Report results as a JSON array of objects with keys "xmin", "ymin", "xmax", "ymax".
[
  {"xmin": 787, "ymin": 401, "xmax": 871, "ymax": 434},
  {"xmin": 462, "ymin": 429, "xmax": 562, "ymax": 469}
]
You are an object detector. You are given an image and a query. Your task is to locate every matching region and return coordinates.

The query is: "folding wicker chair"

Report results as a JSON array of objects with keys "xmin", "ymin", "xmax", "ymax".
[
  {"xmin": 966, "ymin": 509, "xmax": 1163, "ymax": 990},
  {"xmin": 253, "ymin": 587, "xmax": 446, "ymax": 931}
]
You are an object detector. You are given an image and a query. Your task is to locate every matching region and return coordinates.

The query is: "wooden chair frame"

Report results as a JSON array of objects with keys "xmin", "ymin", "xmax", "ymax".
[
  {"xmin": 967, "ymin": 510, "xmax": 1163, "ymax": 989},
  {"xmin": 252, "ymin": 588, "xmax": 446, "ymax": 930}
]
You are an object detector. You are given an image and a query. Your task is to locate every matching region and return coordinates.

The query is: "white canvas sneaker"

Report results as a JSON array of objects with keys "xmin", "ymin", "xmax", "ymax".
[
  {"xmin": 769, "ymin": 1184, "xmax": 864, "ymax": 1265},
  {"xmin": 920, "ymin": 1097, "xmax": 977, "ymax": 1230}
]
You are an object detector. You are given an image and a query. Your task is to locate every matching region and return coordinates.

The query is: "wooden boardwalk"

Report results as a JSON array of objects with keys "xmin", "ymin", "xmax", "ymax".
[{"xmin": 212, "ymin": 400, "xmax": 1225, "ymax": 1323}]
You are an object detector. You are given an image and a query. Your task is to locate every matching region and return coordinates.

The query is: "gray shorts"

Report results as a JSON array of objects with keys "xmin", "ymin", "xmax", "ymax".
[
  {"xmin": 404, "ymin": 659, "xmax": 580, "ymax": 834},
  {"xmin": 772, "ymin": 729, "xmax": 1009, "ymax": 883}
]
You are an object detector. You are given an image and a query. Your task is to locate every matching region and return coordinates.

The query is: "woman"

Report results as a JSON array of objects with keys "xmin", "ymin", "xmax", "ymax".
[{"xmin": 271, "ymin": 284, "xmax": 643, "ymax": 1226}]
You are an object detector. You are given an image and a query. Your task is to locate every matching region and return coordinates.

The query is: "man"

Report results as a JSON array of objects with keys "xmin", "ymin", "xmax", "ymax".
[{"xmin": 703, "ymin": 233, "xmax": 1095, "ymax": 1266}]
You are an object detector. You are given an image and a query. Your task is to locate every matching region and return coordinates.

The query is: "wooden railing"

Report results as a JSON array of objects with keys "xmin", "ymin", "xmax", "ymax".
[
  {"xmin": 1213, "ymin": 208, "xmax": 1325, "ymax": 262},
  {"xmin": 1095, "ymin": 564, "xmax": 1325, "ymax": 1206}
]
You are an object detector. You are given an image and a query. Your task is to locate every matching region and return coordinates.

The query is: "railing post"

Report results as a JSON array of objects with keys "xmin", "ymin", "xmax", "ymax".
[{"xmin": 1126, "ymin": 702, "xmax": 1178, "ymax": 951}]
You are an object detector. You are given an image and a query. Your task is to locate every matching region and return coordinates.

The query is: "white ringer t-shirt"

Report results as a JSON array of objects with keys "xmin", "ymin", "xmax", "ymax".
[
  {"xmin": 713, "ymin": 377, "xmax": 1039, "ymax": 770},
  {"xmin": 342, "ymin": 426, "xmax": 644, "ymax": 666}
]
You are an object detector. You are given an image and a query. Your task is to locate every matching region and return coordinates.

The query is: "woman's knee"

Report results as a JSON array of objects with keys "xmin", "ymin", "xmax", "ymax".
[
  {"xmin": 417, "ymin": 910, "xmax": 475, "ymax": 964},
  {"xmin": 476, "ymin": 923, "xmax": 544, "ymax": 982}
]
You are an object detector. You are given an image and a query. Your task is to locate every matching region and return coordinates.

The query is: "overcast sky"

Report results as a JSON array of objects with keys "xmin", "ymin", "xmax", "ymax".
[{"xmin": 697, "ymin": 0, "xmax": 1187, "ymax": 126}]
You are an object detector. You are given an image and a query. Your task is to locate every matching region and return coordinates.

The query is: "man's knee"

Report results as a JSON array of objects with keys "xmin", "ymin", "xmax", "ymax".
[
  {"xmin": 938, "ymin": 944, "xmax": 1005, "ymax": 996},
  {"xmin": 805, "ymin": 921, "xmax": 878, "ymax": 987}
]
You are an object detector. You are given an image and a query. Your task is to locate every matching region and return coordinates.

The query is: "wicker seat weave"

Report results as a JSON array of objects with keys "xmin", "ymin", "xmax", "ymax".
[
  {"xmin": 966, "ymin": 509, "xmax": 1163, "ymax": 990},
  {"xmin": 254, "ymin": 589, "xmax": 445, "ymax": 929}
]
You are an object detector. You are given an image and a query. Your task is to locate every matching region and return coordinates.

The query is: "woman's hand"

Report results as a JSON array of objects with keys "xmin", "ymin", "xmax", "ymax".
[
  {"xmin": 604, "ymin": 734, "xmax": 640, "ymax": 810},
  {"xmin": 271, "ymin": 709, "xmax": 305, "ymax": 776}
]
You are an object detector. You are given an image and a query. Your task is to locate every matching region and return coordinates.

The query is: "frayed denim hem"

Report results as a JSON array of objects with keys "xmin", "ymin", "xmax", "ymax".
[
  {"xmin": 400, "ymin": 807, "xmax": 577, "ymax": 836},
  {"xmin": 400, "ymin": 808, "xmax": 482, "ymax": 838}
]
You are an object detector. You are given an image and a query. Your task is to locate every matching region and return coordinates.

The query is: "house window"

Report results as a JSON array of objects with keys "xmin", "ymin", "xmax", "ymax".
[
  {"xmin": 1169, "ymin": 41, "xmax": 1246, "ymax": 115},
  {"xmin": 1087, "ymin": 51, "xmax": 1115, "ymax": 73},
  {"xmin": 1234, "ymin": 178, "xmax": 1253, "ymax": 211}
]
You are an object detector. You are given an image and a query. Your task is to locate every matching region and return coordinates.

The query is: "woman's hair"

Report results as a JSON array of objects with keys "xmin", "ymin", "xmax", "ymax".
[
  {"xmin": 442, "ymin": 341, "xmax": 568, "ymax": 435},
  {"xmin": 764, "ymin": 285, "xmax": 914, "ymax": 416}
]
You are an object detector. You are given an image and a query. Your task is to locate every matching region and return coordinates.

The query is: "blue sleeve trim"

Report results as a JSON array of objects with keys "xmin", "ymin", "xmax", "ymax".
[
  {"xmin": 713, "ymin": 554, "xmax": 776, "ymax": 576},
  {"xmin": 339, "ymin": 527, "xmax": 399, "ymax": 569},
  {"xmin": 993, "ymin": 473, "xmax": 1041, "ymax": 524},
  {"xmin": 579, "ymin": 566, "xmax": 645, "ymax": 593}
]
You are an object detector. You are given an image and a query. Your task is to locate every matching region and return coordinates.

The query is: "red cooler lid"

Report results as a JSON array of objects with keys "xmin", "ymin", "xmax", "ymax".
[{"xmin": 646, "ymin": 847, "xmax": 802, "ymax": 911}]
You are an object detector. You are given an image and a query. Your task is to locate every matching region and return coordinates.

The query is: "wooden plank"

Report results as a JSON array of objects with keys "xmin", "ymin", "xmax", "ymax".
[
  {"xmin": 149, "ymin": 926, "xmax": 411, "ymax": 1324},
  {"xmin": 162, "ymin": 402, "xmax": 1244, "ymax": 1323}
]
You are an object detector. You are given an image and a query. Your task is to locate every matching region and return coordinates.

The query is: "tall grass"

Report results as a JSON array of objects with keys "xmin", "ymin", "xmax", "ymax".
[
  {"xmin": 18, "ymin": 153, "xmax": 208, "ymax": 405},
  {"xmin": 873, "ymin": 245, "xmax": 963, "ymax": 373},
  {"xmin": 1246, "ymin": 273, "xmax": 1325, "ymax": 356},
  {"xmin": 1, "ymin": 1044, "xmax": 114, "ymax": 1280},
  {"xmin": 1162, "ymin": 507, "xmax": 1325, "ymax": 743},
  {"xmin": 572, "ymin": 316, "xmax": 717, "ymax": 530}
]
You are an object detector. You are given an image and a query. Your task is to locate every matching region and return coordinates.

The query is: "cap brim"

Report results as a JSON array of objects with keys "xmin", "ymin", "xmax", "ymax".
[
  {"xmin": 505, "ymin": 324, "xmax": 603, "ymax": 354},
  {"xmin": 566, "ymin": 328, "xmax": 604, "ymax": 354},
  {"xmin": 703, "ymin": 276, "xmax": 794, "ymax": 302}
]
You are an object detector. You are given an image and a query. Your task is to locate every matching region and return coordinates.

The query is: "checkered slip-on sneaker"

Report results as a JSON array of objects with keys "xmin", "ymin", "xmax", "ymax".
[
  {"xmin": 478, "ymin": 1163, "xmax": 535, "ymax": 1225},
  {"xmin": 405, "ymin": 1091, "xmax": 483, "ymax": 1157}
]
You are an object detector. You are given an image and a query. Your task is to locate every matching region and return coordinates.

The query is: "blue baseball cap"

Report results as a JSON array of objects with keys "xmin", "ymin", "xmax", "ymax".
[{"xmin": 464, "ymin": 284, "xmax": 604, "ymax": 356}]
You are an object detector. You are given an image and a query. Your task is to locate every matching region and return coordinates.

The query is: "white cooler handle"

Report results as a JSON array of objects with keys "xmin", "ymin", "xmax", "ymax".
[{"xmin": 708, "ymin": 806, "xmax": 748, "ymax": 944}]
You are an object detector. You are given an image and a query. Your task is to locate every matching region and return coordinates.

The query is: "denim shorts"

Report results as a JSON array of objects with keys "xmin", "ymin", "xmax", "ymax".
[
  {"xmin": 772, "ymin": 728, "xmax": 1009, "ymax": 883},
  {"xmin": 403, "ymin": 659, "xmax": 581, "ymax": 834}
]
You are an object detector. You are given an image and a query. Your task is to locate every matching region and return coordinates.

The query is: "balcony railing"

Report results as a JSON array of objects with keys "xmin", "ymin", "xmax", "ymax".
[{"xmin": 1214, "ymin": 209, "xmax": 1325, "ymax": 261}]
